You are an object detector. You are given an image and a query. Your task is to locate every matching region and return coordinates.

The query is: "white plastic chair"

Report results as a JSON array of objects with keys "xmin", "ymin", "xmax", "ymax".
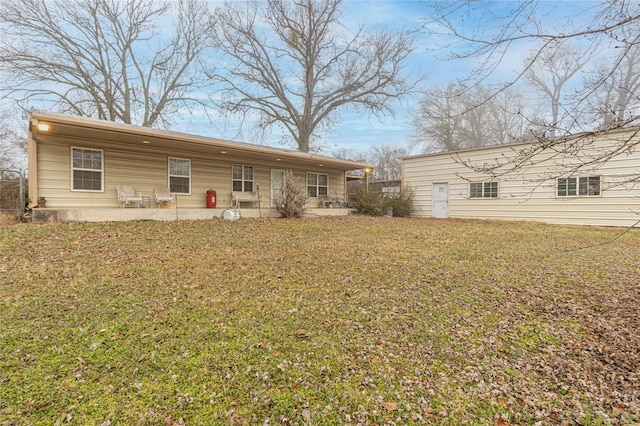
[
  {"xmin": 154, "ymin": 187, "xmax": 174, "ymax": 208},
  {"xmin": 116, "ymin": 185, "xmax": 143, "ymax": 208}
]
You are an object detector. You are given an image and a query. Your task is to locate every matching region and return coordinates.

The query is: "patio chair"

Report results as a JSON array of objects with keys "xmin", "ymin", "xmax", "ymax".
[
  {"xmin": 154, "ymin": 187, "xmax": 174, "ymax": 208},
  {"xmin": 319, "ymin": 195, "xmax": 333, "ymax": 208},
  {"xmin": 116, "ymin": 185, "xmax": 143, "ymax": 208}
]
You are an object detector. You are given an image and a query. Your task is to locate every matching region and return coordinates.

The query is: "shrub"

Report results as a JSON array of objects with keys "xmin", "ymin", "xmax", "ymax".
[
  {"xmin": 273, "ymin": 170, "xmax": 307, "ymax": 218},
  {"xmin": 354, "ymin": 186, "xmax": 415, "ymax": 217},
  {"xmin": 354, "ymin": 190, "xmax": 384, "ymax": 216},
  {"xmin": 385, "ymin": 186, "xmax": 415, "ymax": 217}
]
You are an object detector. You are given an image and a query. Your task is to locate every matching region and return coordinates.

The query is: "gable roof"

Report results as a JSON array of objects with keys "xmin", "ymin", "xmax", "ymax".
[{"xmin": 29, "ymin": 110, "xmax": 373, "ymax": 171}]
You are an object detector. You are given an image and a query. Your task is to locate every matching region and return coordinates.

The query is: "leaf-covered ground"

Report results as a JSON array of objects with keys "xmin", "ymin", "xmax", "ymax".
[{"xmin": 1, "ymin": 217, "xmax": 638, "ymax": 425}]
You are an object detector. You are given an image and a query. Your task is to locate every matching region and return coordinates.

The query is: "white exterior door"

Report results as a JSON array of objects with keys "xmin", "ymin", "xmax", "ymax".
[
  {"xmin": 432, "ymin": 183, "xmax": 449, "ymax": 218},
  {"xmin": 270, "ymin": 169, "xmax": 285, "ymax": 207}
]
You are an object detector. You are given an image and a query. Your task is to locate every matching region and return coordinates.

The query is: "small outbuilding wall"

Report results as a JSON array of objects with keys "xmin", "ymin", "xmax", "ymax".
[{"xmin": 402, "ymin": 129, "xmax": 640, "ymax": 227}]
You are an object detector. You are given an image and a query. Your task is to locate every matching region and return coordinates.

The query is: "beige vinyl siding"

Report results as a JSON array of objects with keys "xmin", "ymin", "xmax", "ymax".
[
  {"xmin": 35, "ymin": 135, "xmax": 346, "ymax": 209},
  {"xmin": 403, "ymin": 134, "xmax": 640, "ymax": 227}
]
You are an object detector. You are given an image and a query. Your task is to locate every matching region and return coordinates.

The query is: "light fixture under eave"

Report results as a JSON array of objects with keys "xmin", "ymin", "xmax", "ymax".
[
  {"xmin": 37, "ymin": 123, "xmax": 49, "ymax": 131},
  {"xmin": 276, "ymin": 158, "xmax": 281, "ymax": 161},
  {"xmin": 142, "ymin": 140, "xmax": 151, "ymax": 144}
]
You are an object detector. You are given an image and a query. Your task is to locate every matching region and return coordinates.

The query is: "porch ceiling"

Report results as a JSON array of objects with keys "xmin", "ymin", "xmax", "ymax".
[{"xmin": 30, "ymin": 111, "xmax": 373, "ymax": 172}]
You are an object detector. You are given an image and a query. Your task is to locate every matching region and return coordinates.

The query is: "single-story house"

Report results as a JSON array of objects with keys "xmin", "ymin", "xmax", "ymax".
[
  {"xmin": 402, "ymin": 127, "xmax": 640, "ymax": 227},
  {"xmin": 27, "ymin": 110, "xmax": 373, "ymax": 222}
]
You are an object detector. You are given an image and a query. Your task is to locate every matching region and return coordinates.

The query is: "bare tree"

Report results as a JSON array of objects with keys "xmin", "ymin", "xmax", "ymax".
[
  {"xmin": 523, "ymin": 44, "xmax": 588, "ymax": 136},
  {"xmin": 411, "ymin": 83, "xmax": 530, "ymax": 153},
  {"xmin": 455, "ymin": 84, "xmax": 507, "ymax": 147},
  {"xmin": 423, "ymin": 1, "xmax": 640, "ymax": 185},
  {"xmin": 332, "ymin": 148, "xmax": 368, "ymax": 165},
  {"xmin": 411, "ymin": 84, "xmax": 466, "ymax": 152},
  {"xmin": 490, "ymin": 88, "xmax": 541, "ymax": 144},
  {"xmin": 209, "ymin": 0, "xmax": 419, "ymax": 153},
  {"xmin": 0, "ymin": 0, "xmax": 215, "ymax": 127},
  {"xmin": 367, "ymin": 144, "xmax": 407, "ymax": 181},
  {"xmin": 332, "ymin": 144, "xmax": 406, "ymax": 181},
  {"xmin": 0, "ymin": 110, "xmax": 26, "ymax": 170},
  {"xmin": 585, "ymin": 29, "xmax": 640, "ymax": 128}
]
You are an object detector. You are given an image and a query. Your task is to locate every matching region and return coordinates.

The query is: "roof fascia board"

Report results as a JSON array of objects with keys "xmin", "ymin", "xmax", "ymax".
[
  {"xmin": 402, "ymin": 126, "xmax": 640, "ymax": 161},
  {"xmin": 30, "ymin": 110, "xmax": 374, "ymax": 170}
]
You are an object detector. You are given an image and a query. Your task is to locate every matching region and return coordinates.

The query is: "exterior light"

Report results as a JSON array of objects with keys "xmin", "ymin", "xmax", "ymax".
[
  {"xmin": 37, "ymin": 123, "xmax": 49, "ymax": 131},
  {"xmin": 221, "ymin": 151, "xmax": 227, "ymax": 154},
  {"xmin": 142, "ymin": 140, "xmax": 151, "ymax": 144}
]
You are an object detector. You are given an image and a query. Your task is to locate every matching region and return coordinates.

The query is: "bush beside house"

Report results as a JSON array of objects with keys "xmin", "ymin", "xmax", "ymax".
[{"xmin": 354, "ymin": 187, "xmax": 415, "ymax": 217}]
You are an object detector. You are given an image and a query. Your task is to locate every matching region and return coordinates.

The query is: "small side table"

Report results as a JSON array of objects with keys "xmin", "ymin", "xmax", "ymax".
[{"xmin": 141, "ymin": 196, "xmax": 151, "ymax": 208}]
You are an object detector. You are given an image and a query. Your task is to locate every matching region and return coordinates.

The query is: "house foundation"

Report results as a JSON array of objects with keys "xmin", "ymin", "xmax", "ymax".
[{"xmin": 30, "ymin": 207, "xmax": 353, "ymax": 223}]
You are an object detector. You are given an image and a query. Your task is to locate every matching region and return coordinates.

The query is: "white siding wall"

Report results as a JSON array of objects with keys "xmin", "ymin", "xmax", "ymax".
[
  {"xmin": 403, "ymin": 134, "xmax": 640, "ymax": 227},
  {"xmin": 36, "ymin": 136, "xmax": 346, "ymax": 209}
]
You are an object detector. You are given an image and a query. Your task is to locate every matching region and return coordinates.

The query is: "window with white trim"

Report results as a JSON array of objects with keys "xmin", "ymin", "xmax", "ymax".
[
  {"xmin": 71, "ymin": 147, "xmax": 103, "ymax": 191},
  {"xmin": 169, "ymin": 157, "xmax": 191, "ymax": 194},
  {"xmin": 307, "ymin": 172, "xmax": 328, "ymax": 197},
  {"xmin": 469, "ymin": 182, "xmax": 498, "ymax": 198},
  {"xmin": 557, "ymin": 176, "xmax": 600, "ymax": 197},
  {"xmin": 232, "ymin": 164, "xmax": 254, "ymax": 192}
]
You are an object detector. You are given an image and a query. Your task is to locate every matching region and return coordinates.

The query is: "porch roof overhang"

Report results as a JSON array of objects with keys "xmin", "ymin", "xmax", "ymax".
[{"xmin": 29, "ymin": 110, "xmax": 374, "ymax": 172}]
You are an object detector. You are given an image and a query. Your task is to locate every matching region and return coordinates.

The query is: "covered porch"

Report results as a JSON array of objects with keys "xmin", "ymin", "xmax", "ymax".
[{"xmin": 28, "ymin": 111, "xmax": 374, "ymax": 220}]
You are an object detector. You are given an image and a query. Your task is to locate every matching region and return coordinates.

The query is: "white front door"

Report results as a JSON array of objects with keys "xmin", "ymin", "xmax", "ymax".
[
  {"xmin": 270, "ymin": 169, "xmax": 285, "ymax": 207},
  {"xmin": 432, "ymin": 183, "xmax": 449, "ymax": 218}
]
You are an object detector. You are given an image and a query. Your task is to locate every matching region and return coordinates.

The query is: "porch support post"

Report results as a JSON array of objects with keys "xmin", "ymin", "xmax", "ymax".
[{"xmin": 27, "ymin": 116, "xmax": 39, "ymax": 209}]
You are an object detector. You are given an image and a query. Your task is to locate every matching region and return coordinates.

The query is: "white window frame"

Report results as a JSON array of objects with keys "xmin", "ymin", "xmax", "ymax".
[
  {"xmin": 70, "ymin": 147, "xmax": 104, "ymax": 192},
  {"xmin": 168, "ymin": 157, "xmax": 191, "ymax": 195},
  {"xmin": 307, "ymin": 172, "xmax": 329, "ymax": 198},
  {"xmin": 232, "ymin": 164, "xmax": 254, "ymax": 192},
  {"xmin": 469, "ymin": 181, "xmax": 498, "ymax": 198},
  {"xmin": 557, "ymin": 176, "xmax": 600, "ymax": 197}
]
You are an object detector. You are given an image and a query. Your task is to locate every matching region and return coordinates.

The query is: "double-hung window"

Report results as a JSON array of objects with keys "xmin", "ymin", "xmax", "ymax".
[
  {"xmin": 557, "ymin": 176, "xmax": 600, "ymax": 197},
  {"xmin": 469, "ymin": 182, "xmax": 498, "ymax": 198},
  {"xmin": 232, "ymin": 165, "xmax": 254, "ymax": 192},
  {"xmin": 307, "ymin": 172, "xmax": 328, "ymax": 198},
  {"xmin": 71, "ymin": 147, "xmax": 103, "ymax": 191},
  {"xmin": 169, "ymin": 157, "xmax": 191, "ymax": 194}
]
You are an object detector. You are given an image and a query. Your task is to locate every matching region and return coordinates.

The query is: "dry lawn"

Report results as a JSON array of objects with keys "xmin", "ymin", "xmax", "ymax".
[{"xmin": 1, "ymin": 216, "xmax": 639, "ymax": 425}]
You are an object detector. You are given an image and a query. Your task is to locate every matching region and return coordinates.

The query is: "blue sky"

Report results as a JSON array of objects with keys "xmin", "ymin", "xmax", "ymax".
[
  {"xmin": 172, "ymin": 0, "xmax": 441, "ymax": 157},
  {"xmin": 324, "ymin": 0, "xmax": 601, "ymax": 157},
  {"xmin": 3, "ymin": 0, "xmax": 601, "ymax": 163},
  {"xmin": 175, "ymin": 0, "xmax": 581, "ymax": 157}
]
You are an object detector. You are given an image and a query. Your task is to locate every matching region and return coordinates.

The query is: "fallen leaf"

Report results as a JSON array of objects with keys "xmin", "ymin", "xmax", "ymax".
[
  {"xmin": 612, "ymin": 406, "xmax": 625, "ymax": 417},
  {"xmin": 381, "ymin": 402, "xmax": 398, "ymax": 411},
  {"xmin": 302, "ymin": 409, "xmax": 311, "ymax": 420},
  {"xmin": 494, "ymin": 415, "xmax": 509, "ymax": 425}
]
